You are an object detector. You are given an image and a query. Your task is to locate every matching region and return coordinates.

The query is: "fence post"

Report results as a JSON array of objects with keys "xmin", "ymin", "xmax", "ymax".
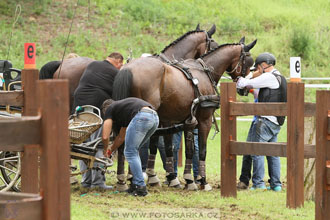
[
  {"xmin": 287, "ymin": 82, "xmax": 305, "ymax": 208},
  {"xmin": 21, "ymin": 69, "xmax": 39, "ymax": 193},
  {"xmin": 38, "ymin": 79, "xmax": 70, "ymax": 220},
  {"xmin": 220, "ymin": 82, "xmax": 237, "ymax": 197},
  {"xmin": 315, "ymin": 90, "xmax": 330, "ymax": 220}
]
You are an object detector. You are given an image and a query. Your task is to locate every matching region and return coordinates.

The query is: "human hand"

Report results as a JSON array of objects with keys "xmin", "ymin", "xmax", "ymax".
[
  {"xmin": 106, "ymin": 149, "xmax": 112, "ymax": 158},
  {"xmin": 252, "ymin": 69, "xmax": 261, "ymax": 78},
  {"xmin": 104, "ymin": 144, "xmax": 113, "ymax": 157},
  {"xmin": 236, "ymin": 76, "xmax": 246, "ymax": 89},
  {"xmin": 245, "ymin": 72, "xmax": 253, "ymax": 79}
]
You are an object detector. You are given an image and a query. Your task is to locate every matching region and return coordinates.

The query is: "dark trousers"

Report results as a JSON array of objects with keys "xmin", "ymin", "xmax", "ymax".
[{"xmin": 239, "ymin": 120, "xmax": 256, "ymax": 186}]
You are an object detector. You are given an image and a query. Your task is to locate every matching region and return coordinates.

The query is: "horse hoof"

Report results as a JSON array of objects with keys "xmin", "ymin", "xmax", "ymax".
[
  {"xmin": 169, "ymin": 177, "xmax": 181, "ymax": 188},
  {"xmin": 200, "ymin": 183, "xmax": 212, "ymax": 191},
  {"xmin": 149, "ymin": 182, "xmax": 162, "ymax": 187},
  {"xmin": 116, "ymin": 182, "xmax": 129, "ymax": 192},
  {"xmin": 147, "ymin": 175, "xmax": 160, "ymax": 185},
  {"xmin": 126, "ymin": 174, "xmax": 133, "ymax": 184},
  {"xmin": 185, "ymin": 182, "xmax": 198, "ymax": 191}
]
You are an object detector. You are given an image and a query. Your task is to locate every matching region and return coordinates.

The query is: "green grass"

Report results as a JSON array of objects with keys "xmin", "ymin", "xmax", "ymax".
[
  {"xmin": 70, "ymin": 119, "xmax": 314, "ymax": 220},
  {"xmin": 0, "ymin": 0, "xmax": 329, "ymax": 80}
]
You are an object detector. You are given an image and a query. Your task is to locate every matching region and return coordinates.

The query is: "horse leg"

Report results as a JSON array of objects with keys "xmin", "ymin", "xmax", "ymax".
[
  {"xmin": 164, "ymin": 134, "xmax": 181, "ymax": 188},
  {"xmin": 198, "ymin": 121, "xmax": 212, "ymax": 191},
  {"xmin": 183, "ymin": 129, "xmax": 198, "ymax": 190},
  {"xmin": 146, "ymin": 136, "xmax": 161, "ymax": 186},
  {"xmin": 116, "ymin": 144, "xmax": 129, "ymax": 191}
]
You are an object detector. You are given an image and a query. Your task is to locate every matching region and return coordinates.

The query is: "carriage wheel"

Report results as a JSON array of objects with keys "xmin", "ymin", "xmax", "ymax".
[{"xmin": 0, "ymin": 151, "xmax": 21, "ymax": 192}]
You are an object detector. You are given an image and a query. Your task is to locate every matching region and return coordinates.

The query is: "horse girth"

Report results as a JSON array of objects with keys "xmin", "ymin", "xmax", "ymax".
[{"xmin": 168, "ymin": 61, "xmax": 220, "ymax": 131}]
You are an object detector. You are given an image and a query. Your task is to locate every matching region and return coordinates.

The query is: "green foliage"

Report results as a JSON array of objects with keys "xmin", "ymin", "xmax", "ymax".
[
  {"xmin": 289, "ymin": 26, "xmax": 314, "ymax": 59},
  {"xmin": 0, "ymin": 0, "xmax": 329, "ymax": 79},
  {"xmin": 121, "ymin": 0, "xmax": 165, "ymax": 24}
]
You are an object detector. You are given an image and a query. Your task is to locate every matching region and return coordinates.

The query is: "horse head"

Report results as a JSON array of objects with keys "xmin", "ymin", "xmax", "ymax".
[
  {"xmin": 161, "ymin": 24, "xmax": 218, "ymax": 61},
  {"xmin": 188, "ymin": 23, "xmax": 218, "ymax": 58},
  {"xmin": 195, "ymin": 23, "xmax": 217, "ymax": 48},
  {"xmin": 226, "ymin": 38, "xmax": 257, "ymax": 80}
]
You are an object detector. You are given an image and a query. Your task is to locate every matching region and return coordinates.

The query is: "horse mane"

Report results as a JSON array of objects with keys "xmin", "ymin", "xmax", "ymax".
[
  {"xmin": 161, "ymin": 30, "xmax": 205, "ymax": 53},
  {"xmin": 200, "ymin": 43, "xmax": 241, "ymax": 58}
]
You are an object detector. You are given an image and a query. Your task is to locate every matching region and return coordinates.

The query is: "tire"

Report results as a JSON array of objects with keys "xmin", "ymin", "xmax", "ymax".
[{"xmin": 0, "ymin": 151, "xmax": 21, "ymax": 192}]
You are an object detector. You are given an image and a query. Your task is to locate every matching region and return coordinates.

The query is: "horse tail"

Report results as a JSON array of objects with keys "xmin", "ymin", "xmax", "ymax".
[
  {"xmin": 39, "ymin": 61, "xmax": 62, "ymax": 79},
  {"xmin": 112, "ymin": 68, "xmax": 133, "ymax": 100}
]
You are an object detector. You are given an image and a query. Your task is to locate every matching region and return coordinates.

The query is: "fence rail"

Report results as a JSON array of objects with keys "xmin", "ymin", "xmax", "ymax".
[{"xmin": 220, "ymin": 82, "xmax": 330, "ymax": 220}]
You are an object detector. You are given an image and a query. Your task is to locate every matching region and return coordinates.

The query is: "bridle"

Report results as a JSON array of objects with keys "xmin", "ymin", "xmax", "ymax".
[
  {"xmin": 204, "ymin": 31, "xmax": 215, "ymax": 53},
  {"xmin": 226, "ymin": 44, "xmax": 251, "ymax": 79}
]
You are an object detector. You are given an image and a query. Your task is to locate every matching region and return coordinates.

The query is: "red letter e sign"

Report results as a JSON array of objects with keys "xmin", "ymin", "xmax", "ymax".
[{"xmin": 24, "ymin": 43, "xmax": 36, "ymax": 69}]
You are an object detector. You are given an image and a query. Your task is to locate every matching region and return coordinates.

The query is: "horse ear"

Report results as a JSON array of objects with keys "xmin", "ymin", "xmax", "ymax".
[
  {"xmin": 207, "ymin": 24, "xmax": 216, "ymax": 37},
  {"xmin": 196, "ymin": 23, "xmax": 200, "ymax": 31},
  {"xmin": 239, "ymin": 36, "xmax": 245, "ymax": 44},
  {"xmin": 244, "ymin": 39, "xmax": 257, "ymax": 52}
]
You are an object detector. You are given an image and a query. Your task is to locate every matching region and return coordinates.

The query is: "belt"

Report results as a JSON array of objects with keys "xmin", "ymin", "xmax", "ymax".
[{"xmin": 140, "ymin": 107, "xmax": 155, "ymax": 114}]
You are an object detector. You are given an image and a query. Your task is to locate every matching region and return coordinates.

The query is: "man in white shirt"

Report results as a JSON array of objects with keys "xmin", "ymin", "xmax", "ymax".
[{"xmin": 236, "ymin": 52, "xmax": 287, "ymax": 191}]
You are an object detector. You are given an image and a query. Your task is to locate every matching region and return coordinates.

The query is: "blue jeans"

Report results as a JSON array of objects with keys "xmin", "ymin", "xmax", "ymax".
[
  {"xmin": 252, "ymin": 117, "xmax": 282, "ymax": 188},
  {"xmin": 239, "ymin": 120, "xmax": 257, "ymax": 186},
  {"xmin": 124, "ymin": 110, "xmax": 159, "ymax": 186},
  {"xmin": 173, "ymin": 129, "xmax": 199, "ymax": 177}
]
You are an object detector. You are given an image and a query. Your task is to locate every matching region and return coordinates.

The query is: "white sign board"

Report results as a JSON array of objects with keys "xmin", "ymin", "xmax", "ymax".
[{"xmin": 290, "ymin": 57, "xmax": 301, "ymax": 79}]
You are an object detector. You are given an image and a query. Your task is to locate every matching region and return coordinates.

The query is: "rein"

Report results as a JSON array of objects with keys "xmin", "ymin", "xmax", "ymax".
[{"xmin": 58, "ymin": 0, "xmax": 80, "ymax": 79}]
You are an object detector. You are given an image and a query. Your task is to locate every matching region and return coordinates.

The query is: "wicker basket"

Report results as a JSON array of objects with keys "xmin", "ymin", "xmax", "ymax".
[{"xmin": 69, "ymin": 111, "xmax": 103, "ymax": 144}]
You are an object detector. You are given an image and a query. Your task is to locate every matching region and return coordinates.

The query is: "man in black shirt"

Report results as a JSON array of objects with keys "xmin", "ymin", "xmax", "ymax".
[
  {"xmin": 73, "ymin": 52, "xmax": 123, "ymax": 112},
  {"xmin": 73, "ymin": 52, "xmax": 123, "ymax": 190},
  {"xmin": 102, "ymin": 97, "xmax": 159, "ymax": 196}
]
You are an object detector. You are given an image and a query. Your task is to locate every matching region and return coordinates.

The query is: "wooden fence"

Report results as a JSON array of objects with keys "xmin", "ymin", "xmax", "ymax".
[
  {"xmin": 220, "ymin": 82, "xmax": 330, "ymax": 219},
  {"xmin": 0, "ymin": 69, "xmax": 70, "ymax": 220}
]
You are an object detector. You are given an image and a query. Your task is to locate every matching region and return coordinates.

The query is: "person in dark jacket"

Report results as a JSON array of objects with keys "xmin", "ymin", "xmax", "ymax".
[{"xmin": 74, "ymin": 52, "xmax": 123, "ymax": 190}]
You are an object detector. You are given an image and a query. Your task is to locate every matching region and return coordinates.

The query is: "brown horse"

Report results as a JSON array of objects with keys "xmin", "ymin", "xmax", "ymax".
[
  {"xmin": 110, "ymin": 25, "xmax": 218, "ymax": 190},
  {"xmin": 39, "ymin": 24, "xmax": 216, "ymax": 111},
  {"xmin": 39, "ymin": 57, "xmax": 94, "ymax": 110},
  {"xmin": 112, "ymin": 39, "xmax": 257, "ymax": 190}
]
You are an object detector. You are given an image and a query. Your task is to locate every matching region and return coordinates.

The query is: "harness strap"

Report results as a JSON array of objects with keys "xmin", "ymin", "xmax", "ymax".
[
  {"xmin": 156, "ymin": 56, "xmax": 220, "ymax": 135},
  {"xmin": 158, "ymin": 53, "xmax": 171, "ymax": 64},
  {"xmin": 197, "ymin": 58, "xmax": 219, "ymax": 96},
  {"xmin": 171, "ymin": 63, "xmax": 202, "ymax": 98}
]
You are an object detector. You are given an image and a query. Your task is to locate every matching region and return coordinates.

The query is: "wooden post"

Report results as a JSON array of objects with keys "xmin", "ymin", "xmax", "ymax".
[
  {"xmin": 287, "ymin": 82, "xmax": 305, "ymax": 208},
  {"xmin": 315, "ymin": 90, "xmax": 330, "ymax": 220},
  {"xmin": 220, "ymin": 82, "xmax": 237, "ymax": 197},
  {"xmin": 38, "ymin": 80, "xmax": 70, "ymax": 220},
  {"xmin": 21, "ymin": 69, "xmax": 39, "ymax": 193}
]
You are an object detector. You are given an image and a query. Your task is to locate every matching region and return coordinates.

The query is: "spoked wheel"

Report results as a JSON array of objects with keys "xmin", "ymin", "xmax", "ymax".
[{"xmin": 0, "ymin": 151, "xmax": 21, "ymax": 192}]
